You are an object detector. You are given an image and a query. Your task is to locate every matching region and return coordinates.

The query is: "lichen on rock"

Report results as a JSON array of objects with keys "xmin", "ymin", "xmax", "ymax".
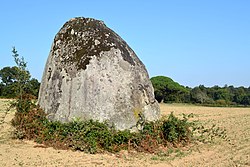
[
  {"xmin": 53, "ymin": 17, "xmax": 135, "ymax": 71},
  {"xmin": 38, "ymin": 17, "xmax": 160, "ymax": 131}
]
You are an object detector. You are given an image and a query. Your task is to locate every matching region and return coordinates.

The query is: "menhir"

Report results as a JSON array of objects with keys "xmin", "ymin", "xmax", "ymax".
[{"xmin": 38, "ymin": 17, "xmax": 160, "ymax": 131}]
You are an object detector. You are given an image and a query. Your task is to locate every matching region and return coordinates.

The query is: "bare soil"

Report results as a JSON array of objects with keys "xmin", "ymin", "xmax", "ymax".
[{"xmin": 0, "ymin": 100, "xmax": 249, "ymax": 167}]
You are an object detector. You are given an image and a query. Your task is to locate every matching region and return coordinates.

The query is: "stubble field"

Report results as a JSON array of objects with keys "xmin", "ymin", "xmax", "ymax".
[{"xmin": 0, "ymin": 99, "xmax": 249, "ymax": 167}]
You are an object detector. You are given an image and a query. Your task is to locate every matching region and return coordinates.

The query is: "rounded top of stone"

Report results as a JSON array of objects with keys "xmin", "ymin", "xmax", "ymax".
[
  {"xmin": 53, "ymin": 17, "xmax": 136, "ymax": 71},
  {"xmin": 66, "ymin": 17, "xmax": 106, "ymax": 30}
]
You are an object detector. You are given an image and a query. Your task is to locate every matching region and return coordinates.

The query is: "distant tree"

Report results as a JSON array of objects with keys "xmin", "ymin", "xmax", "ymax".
[
  {"xmin": 151, "ymin": 76, "xmax": 190, "ymax": 103},
  {"xmin": 227, "ymin": 85, "xmax": 236, "ymax": 99},
  {"xmin": 150, "ymin": 76, "xmax": 168, "ymax": 102},
  {"xmin": 198, "ymin": 85, "xmax": 207, "ymax": 92},
  {"xmin": 0, "ymin": 83, "xmax": 4, "ymax": 96},
  {"xmin": 0, "ymin": 66, "xmax": 19, "ymax": 85},
  {"xmin": 25, "ymin": 78, "xmax": 40, "ymax": 97},
  {"xmin": 0, "ymin": 66, "xmax": 40, "ymax": 98},
  {"xmin": 215, "ymin": 89, "xmax": 231, "ymax": 102},
  {"xmin": 190, "ymin": 87, "xmax": 213, "ymax": 104},
  {"xmin": 241, "ymin": 95, "xmax": 250, "ymax": 105},
  {"xmin": 0, "ymin": 66, "xmax": 20, "ymax": 97},
  {"xmin": 0, "ymin": 48, "xmax": 41, "ymax": 99},
  {"xmin": 232, "ymin": 87, "xmax": 246, "ymax": 104},
  {"xmin": 149, "ymin": 75, "xmax": 249, "ymax": 106},
  {"xmin": 1, "ymin": 83, "xmax": 18, "ymax": 98}
]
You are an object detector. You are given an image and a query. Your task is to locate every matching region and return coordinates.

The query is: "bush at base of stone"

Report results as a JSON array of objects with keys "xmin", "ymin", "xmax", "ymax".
[
  {"xmin": 11, "ymin": 105, "xmax": 200, "ymax": 154},
  {"xmin": 11, "ymin": 107, "xmax": 47, "ymax": 140},
  {"xmin": 161, "ymin": 112, "xmax": 193, "ymax": 144}
]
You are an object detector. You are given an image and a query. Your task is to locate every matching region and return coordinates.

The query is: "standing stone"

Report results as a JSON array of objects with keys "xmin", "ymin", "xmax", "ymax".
[{"xmin": 38, "ymin": 17, "xmax": 160, "ymax": 131}]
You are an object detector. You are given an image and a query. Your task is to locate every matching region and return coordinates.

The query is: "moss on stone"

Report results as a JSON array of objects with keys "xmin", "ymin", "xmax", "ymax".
[{"xmin": 52, "ymin": 17, "xmax": 135, "ymax": 71}]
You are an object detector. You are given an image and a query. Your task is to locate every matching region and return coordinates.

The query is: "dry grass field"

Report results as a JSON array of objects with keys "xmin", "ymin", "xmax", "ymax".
[{"xmin": 0, "ymin": 99, "xmax": 250, "ymax": 167}]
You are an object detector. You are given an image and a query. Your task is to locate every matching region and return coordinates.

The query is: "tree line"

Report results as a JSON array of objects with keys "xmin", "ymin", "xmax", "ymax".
[
  {"xmin": 0, "ymin": 48, "xmax": 40, "ymax": 98},
  {"xmin": 151, "ymin": 76, "xmax": 250, "ymax": 106},
  {"xmin": 1, "ymin": 48, "xmax": 249, "ymax": 107}
]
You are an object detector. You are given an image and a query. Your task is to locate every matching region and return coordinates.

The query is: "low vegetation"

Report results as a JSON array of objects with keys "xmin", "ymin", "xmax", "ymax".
[
  {"xmin": 10, "ymin": 95, "xmax": 226, "ymax": 154},
  {"xmin": 10, "ymin": 96, "xmax": 185, "ymax": 153}
]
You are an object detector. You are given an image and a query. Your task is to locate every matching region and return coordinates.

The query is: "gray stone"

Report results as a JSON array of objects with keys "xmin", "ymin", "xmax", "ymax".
[{"xmin": 38, "ymin": 17, "xmax": 160, "ymax": 131}]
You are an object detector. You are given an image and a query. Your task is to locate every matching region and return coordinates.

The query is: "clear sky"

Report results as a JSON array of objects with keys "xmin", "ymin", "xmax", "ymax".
[{"xmin": 0, "ymin": 0, "xmax": 249, "ymax": 87}]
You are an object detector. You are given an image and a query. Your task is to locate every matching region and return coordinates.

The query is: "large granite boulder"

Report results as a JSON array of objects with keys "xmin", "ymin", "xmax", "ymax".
[{"xmin": 38, "ymin": 17, "xmax": 160, "ymax": 130}]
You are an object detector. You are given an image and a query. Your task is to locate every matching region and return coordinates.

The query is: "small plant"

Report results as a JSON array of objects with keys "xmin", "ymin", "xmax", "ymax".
[
  {"xmin": 11, "ymin": 105, "xmax": 47, "ymax": 140},
  {"xmin": 161, "ymin": 112, "xmax": 193, "ymax": 144},
  {"xmin": 10, "ymin": 93, "xmax": 37, "ymax": 113},
  {"xmin": 8, "ymin": 47, "xmax": 36, "ymax": 117},
  {"xmin": 193, "ymin": 123, "xmax": 227, "ymax": 143}
]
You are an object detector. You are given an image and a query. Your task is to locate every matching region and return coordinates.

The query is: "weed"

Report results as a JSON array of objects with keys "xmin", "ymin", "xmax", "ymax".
[
  {"xmin": 161, "ymin": 112, "xmax": 193, "ymax": 144},
  {"xmin": 192, "ymin": 122, "xmax": 227, "ymax": 143}
]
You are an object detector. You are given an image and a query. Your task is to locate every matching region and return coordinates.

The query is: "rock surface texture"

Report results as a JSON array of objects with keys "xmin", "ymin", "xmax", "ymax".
[{"xmin": 38, "ymin": 17, "xmax": 160, "ymax": 130}]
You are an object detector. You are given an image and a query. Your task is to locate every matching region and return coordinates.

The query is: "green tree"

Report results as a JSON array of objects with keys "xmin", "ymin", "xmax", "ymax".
[
  {"xmin": 25, "ymin": 78, "xmax": 40, "ymax": 97},
  {"xmin": 8, "ymin": 47, "xmax": 37, "ymax": 113},
  {"xmin": 0, "ymin": 48, "xmax": 41, "ymax": 99},
  {"xmin": 0, "ymin": 83, "xmax": 4, "ymax": 96},
  {"xmin": 1, "ymin": 83, "xmax": 19, "ymax": 98},
  {"xmin": 214, "ymin": 89, "xmax": 231, "ymax": 102},
  {"xmin": 0, "ymin": 66, "xmax": 19, "ymax": 85},
  {"xmin": 232, "ymin": 87, "xmax": 246, "ymax": 104},
  {"xmin": 151, "ymin": 76, "xmax": 190, "ymax": 103},
  {"xmin": 11, "ymin": 47, "xmax": 31, "ymax": 100},
  {"xmin": 0, "ymin": 66, "xmax": 20, "ymax": 97},
  {"xmin": 0, "ymin": 66, "xmax": 40, "ymax": 98},
  {"xmin": 190, "ymin": 87, "xmax": 213, "ymax": 104},
  {"xmin": 241, "ymin": 95, "xmax": 250, "ymax": 105}
]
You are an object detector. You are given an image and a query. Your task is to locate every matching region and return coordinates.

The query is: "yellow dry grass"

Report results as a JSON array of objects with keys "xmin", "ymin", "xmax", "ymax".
[
  {"xmin": 159, "ymin": 103, "xmax": 250, "ymax": 167},
  {"xmin": 0, "ymin": 99, "xmax": 250, "ymax": 167}
]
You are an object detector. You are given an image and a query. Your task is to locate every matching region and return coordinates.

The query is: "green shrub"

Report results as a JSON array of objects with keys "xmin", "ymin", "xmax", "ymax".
[
  {"xmin": 11, "ymin": 106, "xmax": 47, "ymax": 139},
  {"xmin": 161, "ymin": 112, "xmax": 192, "ymax": 143},
  {"xmin": 11, "ymin": 105, "xmax": 225, "ymax": 154}
]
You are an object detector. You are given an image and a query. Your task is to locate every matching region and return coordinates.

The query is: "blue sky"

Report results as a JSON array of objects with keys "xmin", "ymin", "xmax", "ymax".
[{"xmin": 0, "ymin": 0, "xmax": 249, "ymax": 87}]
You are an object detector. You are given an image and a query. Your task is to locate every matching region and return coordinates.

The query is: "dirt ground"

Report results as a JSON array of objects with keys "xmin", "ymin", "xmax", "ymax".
[{"xmin": 0, "ymin": 99, "xmax": 250, "ymax": 167}]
